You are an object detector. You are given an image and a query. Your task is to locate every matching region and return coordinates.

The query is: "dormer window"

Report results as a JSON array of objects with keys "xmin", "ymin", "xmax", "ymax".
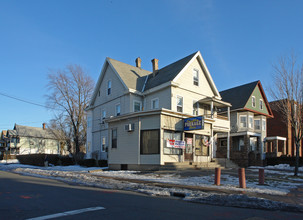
[
  {"xmin": 193, "ymin": 69, "xmax": 199, "ymax": 86},
  {"xmin": 252, "ymin": 96, "xmax": 256, "ymax": 107},
  {"xmin": 107, "ymin": 80, "xmax": 111, "ymax": 95},
  {"xmin": 260, "ymin": 99, "xmax": 263, "ymax": 110}
]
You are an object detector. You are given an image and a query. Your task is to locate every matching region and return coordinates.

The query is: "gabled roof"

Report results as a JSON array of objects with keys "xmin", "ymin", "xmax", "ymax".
[
  {"xmin": 144, "ymin": 52, "xmax": 197, "ymax": 91},
  {"xmin": 108, "ymin": 58, "xmax": 151, "ymax": 91},
  {"xmin": 220, "ymin": 81, "xmax": 259, "ymax": 110},
  {"xmin": 89, "ymin": 51, "xmax": 221, "ymax": 107},
  {"xmin": 220, "ymin": 80, "xmax": 273, "ymax": 117},
  {"xmin": 10, "ymin": 124, "xmax": 61, "ymax": 139}
]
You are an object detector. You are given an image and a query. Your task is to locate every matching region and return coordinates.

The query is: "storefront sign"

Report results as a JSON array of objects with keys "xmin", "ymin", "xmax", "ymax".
[
  {"xmin": 166, "ymin": 139, "xmax": 185, "ymax": 149},
  {"xmin": 184, "ymin": 116, "xmax": 204, "ymax": 131}
]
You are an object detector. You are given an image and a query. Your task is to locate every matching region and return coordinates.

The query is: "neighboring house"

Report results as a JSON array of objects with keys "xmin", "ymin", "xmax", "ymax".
[
  {"xmin": 0, "ymin": 130, "xmax": 7, "ymax": 159},
  {"xmin": 4, "ymin": 123, "xmax": 67, "ymax": 156},
  {"xmin": 86, "ymin": 51, "xmax": 232, "ymax": 170},
  {"xmin": 267, "ymin": 100, "xmax": 302, "ymax": 157},
  {"xmin": 218, "ymin": 81, "xmax": 274, "ymax": 167}
]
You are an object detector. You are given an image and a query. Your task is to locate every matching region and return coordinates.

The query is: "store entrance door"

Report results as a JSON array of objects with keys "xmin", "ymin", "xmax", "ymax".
[{"xmin": 184, "ymin": 133, "xmax": 193, "ymax": 161}]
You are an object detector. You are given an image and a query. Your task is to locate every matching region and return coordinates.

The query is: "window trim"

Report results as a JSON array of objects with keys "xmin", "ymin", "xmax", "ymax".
[
  {"xmin": 254, "ymin": 119, "xmax": 261, "ymax": 130},
  {"xmin": 101, "ymin": 109, "xmax": 106, "ymax": 123},
  {"xmin": 107, "ymin": 80, "xmax": 112, "ymax": 95},
  {"xmin": 248, "ymin": 115, "xmax": 253, "ymax": 128},
  {"xmin": 239, "ymin": 115, "xmax": 247, "ymax": 128},
  {"xmin": 140, "ymin": 129, "xmax": 160, "ymax": 155},
  {"xmin": 151, "ymin": 98, "xmax": 159, "ymax": 109},
  {"xmin": 193, "ymin": 69, "xmax": 199, "ymax": 86},
  {"xmin": 260, "ymin": 99, "xmax": 263, "ymax": 110},
  {"xmin": 252, "ymin": 96, "xmax": 256, "ymax": 107},
  {"xmin": 111, "ymin": 128, "xmax": 117, "ymax": 149},
  {"xmin": 193, "ymin": 100, "xmax": 199, "ymax": 115},
  {"xmin": 176, "ymin": 95, "xmax": 183, "ymax": 113},
  {"xmin": 101, "ymin": 136, "xmax": 106, "ymax": 152},
  {"xmin": 133, "ymin": 100, "xmax": 142, "ymax": 112},
  {"xmin": 115, "ymin": 103, "xmax": 121, "ymax": 116},
  {"xmin": 262, "ymin": 119, "xmax": 266, "ymax": 131}
]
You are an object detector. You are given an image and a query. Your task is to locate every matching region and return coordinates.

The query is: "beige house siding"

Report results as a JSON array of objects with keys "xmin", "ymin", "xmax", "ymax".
[
  {"xmin": 171, "ymin": 87, "xmax": 214, "ymax": 115},
  {"xmin": 144, "ymin": 87, "xmax": 171, "ymax": 111},
  {"xmin": 94, "ymin": 65, "xmax": 126, "ymax": 107},
  {"xmin": 174, "ymin": 58, "xmax": 215, "ymax": 98},
  {"xmin": 108, "ymin": 119, "xmax": 140, "ymax": 164}
]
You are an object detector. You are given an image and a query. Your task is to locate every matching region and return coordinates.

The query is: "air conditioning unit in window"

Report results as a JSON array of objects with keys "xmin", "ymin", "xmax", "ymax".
[{"xmin": 124, "ymin": 123, "xmax": 134, "ymax": 132}]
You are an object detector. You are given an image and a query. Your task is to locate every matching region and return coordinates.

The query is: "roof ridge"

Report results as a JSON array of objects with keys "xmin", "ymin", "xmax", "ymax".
[{"xmin": 220, "ymin": 80, "xmax": 259, "ymax": 93}]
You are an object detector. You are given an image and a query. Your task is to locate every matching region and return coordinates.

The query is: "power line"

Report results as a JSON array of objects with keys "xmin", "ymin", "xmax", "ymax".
[{"xmin": 0, "ymin": 91, "xmax": 61, "ymax": 111}]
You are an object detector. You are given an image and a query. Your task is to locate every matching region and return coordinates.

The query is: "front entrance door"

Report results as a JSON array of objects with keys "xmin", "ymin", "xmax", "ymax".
[{"xmin": 184, "ymin": 133, "xmax": 193, "ymax": 161}]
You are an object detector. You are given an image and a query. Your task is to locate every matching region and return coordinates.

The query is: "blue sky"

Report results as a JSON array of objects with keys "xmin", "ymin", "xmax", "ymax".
[{"xmin": 1, "ymin": 0, "xmax": 303, "ymax": 130}]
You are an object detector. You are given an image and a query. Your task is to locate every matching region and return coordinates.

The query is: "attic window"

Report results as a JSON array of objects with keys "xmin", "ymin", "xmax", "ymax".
[
  {"xmin": 252, "ymin": 96, "xmax": 256, "ymax": 107},
  {"xmin": 193, "ymin": 69, "xmax": 199, "ymax": 86},
  {"xmin": 107, "ymin": 80, "xmax": 111, "ymax": 95},
  {"xmin": 260, "ymin": 99, "xmax": 263, "ymax": 110}
]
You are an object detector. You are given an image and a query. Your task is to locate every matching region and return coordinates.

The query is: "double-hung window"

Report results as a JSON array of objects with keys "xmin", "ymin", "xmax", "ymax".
[
  {"xmin": 252, "ymin": 96, "xmax": 256, "ymax": 107},
  {"xmin": 107, "ymin": 80, "xmax": 111, "ymax": 95},
  {"xmin": 151, "ymin": 98, "xmax": 159, "ymax": 109},
  {"xmin": 101, "ymin": 137, "xmax": 106, "ymax": 152},
  {"xmin": 134, "ymin": 101, "xmax": 142, "ymax": 112},
  {"xmin": 254, "ymin": 119, "xmax": 261, "ymax": 130},
  {"xmin": 193, "ymin": 69, "xmax": 199, "ymax": 86},
  {"xmin": 239, "ymin": 115, "xmax": 247, "ymax": 128},
  {"xmin": 177, "ymin": 96, "xmax": 183, "ymax": 113},
  {"xmin": 111, "ymin": 129, "xmax": 117, "ymax": 148},
  {"xmin": 193, "ymin": 101, "xmax": 199, "ymax": 115},
  {"xmin": 116, "ymin": 104, "xmax": 120, "ymax": 116},
  {"xmin": 101, "ymin": 110, "xmax": 106, "ymax": 124},
  {"xmin": 260, "ymin": 99, "xmax": 263, "ymax": 110},
  {"xmin": 248, "ymin": 116, "xmax": 253, "ymax": 128},
  {"xmin": 262, "ymin": 119, "xmax": 266, "ymax": 131}
]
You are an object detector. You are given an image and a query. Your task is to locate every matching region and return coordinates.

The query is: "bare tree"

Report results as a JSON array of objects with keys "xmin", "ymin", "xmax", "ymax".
[
  {"xmin": 46, "ymin": 64, "xmax": 94, "ymax": 157},
  {"xmin": 269, "ymin": 52, "xmax": 303, "ymax": 176}
]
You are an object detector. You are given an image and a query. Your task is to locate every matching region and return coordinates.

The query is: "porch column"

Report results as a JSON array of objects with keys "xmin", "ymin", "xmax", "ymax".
[
  {"xmin": 227, "ymin": 131, "xmax": 230, "ymax": 159},
  {"xmin": 275, "ymin": 139, "xmax": 278, "ymax": 156},
  {"xmin": 227, "ymin": 106, "xmax": 230, "ymax": 121},
  {"xmin": 283, "ymin": 140, "xmax": 286, "ymax": 155}
]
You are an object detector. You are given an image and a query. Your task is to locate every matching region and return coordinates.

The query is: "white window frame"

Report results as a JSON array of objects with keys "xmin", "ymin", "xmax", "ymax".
[
  {"xmin": 87, "ymin": 116, "xmax": 92, "ymax": 128},
  {"xmin": 262, "ymin": 119, "xmax": 266, "ymax": 131},
  {"xmin": 151, "ymin": 98, "xmax": 159, "ymax": 109},
  {"xmin": 115, "ymin": 103, "xmax": 121, "ymax": 116},
  {"xmin": 260, "ymin": 99, "xmax": 263, "ymax": 110},
  {"xmin": 177, "ymin": 96, "xmax": 183, "ymax": 113},
  {"xmin": 254, "ymin": 119, "xmax": 261, "ymax": 130},
  {"xmin": 193, "ymin": 100, "xmax": 199, "ymax": 115},
  {"xmin": 107, "ymin": 80, "xmax": 111, "ymax": 95},
  {"xmin": 133, "ymin": 100, "xmax": 142, "ymax": 112},
  {"xmin": 101, "ymin": 137, "xmax": 106, "ymax": 152},
  {"xmin": 252, "ymin": 96, "xmax": 256, "ymax": 107},
  {"xmin": 248, "ymin": 115, "xmax": 253, "ymax": 128},
  {"xmin": 239, "ymin": 115, "xmax": 247, "ymax": 128},
  {"xmin": 101, "ymin": 109, "xmax": 106, "ymax": 123},
  {"xmin": 193, "ymin": 69, "xmax": 199, "ymax": 86}
]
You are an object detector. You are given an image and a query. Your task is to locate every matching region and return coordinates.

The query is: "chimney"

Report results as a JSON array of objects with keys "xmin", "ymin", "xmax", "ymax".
[
  {"xmin": 42, "ymin": 123, "xmax": 46, "ymax": 130},
  {"xmin": 151, "ymin": 58, "xmax": 159, "ymax": 76},
  {"xmin": 135, "ymin": 57, "xmax": 141, "ymax": 68}
]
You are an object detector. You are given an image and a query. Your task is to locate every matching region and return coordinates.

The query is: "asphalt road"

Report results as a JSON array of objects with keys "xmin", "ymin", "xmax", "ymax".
[{"xmin": 1, "ymin": 171, "xmax": 303, "ymax": 220}]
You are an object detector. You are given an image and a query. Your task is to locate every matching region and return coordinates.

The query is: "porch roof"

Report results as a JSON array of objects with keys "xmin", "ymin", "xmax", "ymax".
[{"xmin": 198, "ymin": 97, "xmax": 232, "ymax": 108}]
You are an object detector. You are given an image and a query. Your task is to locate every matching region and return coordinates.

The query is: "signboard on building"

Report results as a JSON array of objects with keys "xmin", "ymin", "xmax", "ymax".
[
  {"xmin": 166, "ymin": 139, "xmax": 185, "ymax": 149},
  {"xmin": 184, "ymin": 116, "xmax": 204, "ymax": 131}
]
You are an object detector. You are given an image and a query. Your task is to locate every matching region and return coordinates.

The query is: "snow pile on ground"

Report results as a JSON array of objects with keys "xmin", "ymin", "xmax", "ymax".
[{"xmin": 1, "ymin": 160, "xmax": 303, "ymax": 212}]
